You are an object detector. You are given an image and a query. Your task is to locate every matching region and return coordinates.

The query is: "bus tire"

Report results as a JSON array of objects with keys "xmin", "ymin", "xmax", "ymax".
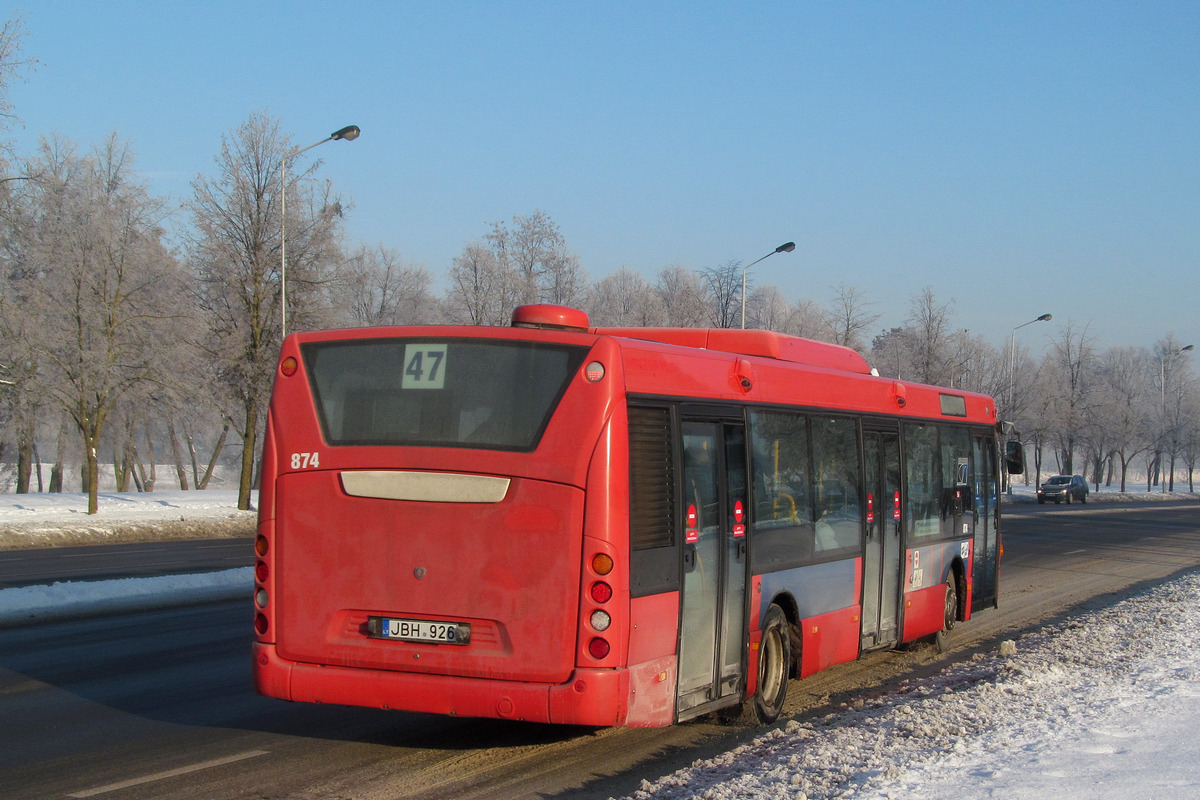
[
  {"xmin": 754, "ymin": 604, "xmax": 791, "ymax": 724},
  {"xmin": 942, "ymin": 574, "xmax": 958, "ymax": 632}
]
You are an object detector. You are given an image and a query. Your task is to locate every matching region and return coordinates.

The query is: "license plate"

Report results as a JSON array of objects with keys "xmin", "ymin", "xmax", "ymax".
[{"xmin": 368, "ymin": 616, "xmax": 471, "ymax": 645}]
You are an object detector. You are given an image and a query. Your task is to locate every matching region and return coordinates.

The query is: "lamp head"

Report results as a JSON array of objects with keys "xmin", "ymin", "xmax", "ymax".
[
  {"xmin": 777, "ymin": 241, "xmax": 796, "ymax": 253},
  {"xmin": 331, "ymin": 125, "xmax": 361, "ymax": 142}
]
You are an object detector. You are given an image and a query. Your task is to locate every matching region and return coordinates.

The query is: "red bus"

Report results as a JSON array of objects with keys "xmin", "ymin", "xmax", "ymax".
[{"xmin": 252, "ymin": 304, "xmax": 1014, "ymax": 727}]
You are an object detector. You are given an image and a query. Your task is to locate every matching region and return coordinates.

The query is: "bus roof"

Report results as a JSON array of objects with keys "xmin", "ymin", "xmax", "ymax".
[
  {"xmin": 591, "ymin": 326, "xmax": 873, "ymax": 375},
  {"xmin": 511, "ymin": 303, "xmax": 872, "ymax": 374}
]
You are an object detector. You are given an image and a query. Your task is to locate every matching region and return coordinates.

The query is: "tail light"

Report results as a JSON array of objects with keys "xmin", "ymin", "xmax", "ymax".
[
  {"xmin": 588, "ymin": 637, "xmax": 610, "ymax": 659},
  {"xmin": 254, "ymin": 530, "xmax": 274, "ymax": 640},
  {"xmin": 581, "ymin": 549, "xmax": 618, "ymax": 662}
]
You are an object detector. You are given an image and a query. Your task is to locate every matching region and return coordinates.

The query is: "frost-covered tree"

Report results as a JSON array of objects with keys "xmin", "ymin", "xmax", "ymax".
[
  {"xmin": 654, "ymin": 265, "xmax": 710, "ymax": 328},
  {"xmin": 587, "ymin": 267, "xmax": 666, "ymax": 327},
  {"xmin": 4, "ymin": 135, "xmax": 180, "ymax": 512},
  {"xmin": 487, "ymin": 209, "xmax": 585, "ymax": 307},
  {"xmin": 186, "ymin": 113, "xmax": 347, "ymax": 509},
  {"xmin": 336, "ymin": 243, "xmax": 437, "ymax": 327},
  {"xmin": 1040, "ymin": 322, "xmax": 1097, "ymax": 475}
]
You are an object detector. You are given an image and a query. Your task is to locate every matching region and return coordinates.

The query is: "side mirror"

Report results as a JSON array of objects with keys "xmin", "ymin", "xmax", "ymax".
[{"xmin": 1004, "ymin": 440, "xmax": 1025, "ymax": 475}]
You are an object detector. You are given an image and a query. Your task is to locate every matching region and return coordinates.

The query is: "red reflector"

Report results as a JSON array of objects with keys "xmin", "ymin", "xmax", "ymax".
[
  {"xmin": 587, "ymin": 637, "xmax": 610, "ymax": 659},
  {"xmin": 255, "ymin": 614, "xmax": 269, "ymax": 635},
  {"xmin": 590, "ymin": 581, "xmax": 613, "ymax": 603},
  {"xmin": 281, "ymin": 356, "xmax": 298, "ymax": 377},
  {"xmin": 255, "ymin": 561, "xmax": 269, "ymax": 583}
]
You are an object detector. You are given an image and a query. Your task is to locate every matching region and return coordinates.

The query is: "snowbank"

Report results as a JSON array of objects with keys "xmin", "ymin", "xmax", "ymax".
[
  {"xmin": 0, "ymin": 490, "xmax": 255, "ymax": 625},
  {"xmin": 618, "ymin": 570, "xmax": 1200, "ymax": 800},
  {"xmin": 0, "ymin": 567, "xmax": 252, "ymax": 626},
  {"xmin": 0, "ymin": 489, "xmax": 256, "ymax": 548}
]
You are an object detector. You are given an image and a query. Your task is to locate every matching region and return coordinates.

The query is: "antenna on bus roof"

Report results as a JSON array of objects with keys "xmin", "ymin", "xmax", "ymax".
[{"xmin": 511, "ymin": 304, "xmax": 590, "ymax": 332}]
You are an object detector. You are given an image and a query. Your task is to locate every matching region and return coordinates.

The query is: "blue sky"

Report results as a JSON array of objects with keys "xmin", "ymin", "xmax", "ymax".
[{"xmin": 7, "ymin": 1, "xmax": 1198, "ymax": 353}]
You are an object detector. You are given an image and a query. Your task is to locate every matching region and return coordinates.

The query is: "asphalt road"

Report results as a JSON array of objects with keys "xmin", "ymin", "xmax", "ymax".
[
  {"xmin": 0, "ymin": 502, "xmax": 1197, "ymax": 800},
  {"xmin": 0, "ymin": 538, "xmax": 254, "ymax": 588}
]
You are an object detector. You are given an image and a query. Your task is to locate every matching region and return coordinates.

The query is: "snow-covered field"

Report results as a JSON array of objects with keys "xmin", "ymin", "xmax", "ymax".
[{"xmin": 1, "ymin": 487, "xmax": 1198, "ymax": 798}]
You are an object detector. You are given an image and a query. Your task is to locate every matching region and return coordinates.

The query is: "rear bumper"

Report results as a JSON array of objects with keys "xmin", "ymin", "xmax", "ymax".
[{"xmin": 253, "ymin": 642, "xmax": 676, "ymax": 727}]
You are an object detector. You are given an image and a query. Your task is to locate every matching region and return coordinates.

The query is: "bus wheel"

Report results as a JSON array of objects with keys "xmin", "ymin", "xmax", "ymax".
[
  {"xmin": 943, "ymin": 574, "xmax": 958, "ymax": 632},
  {"xmin": 934, "ymin": 577, "xmax": 957, "ymax": 653},
  {"xmin": 754, "ymin": 604, "xmax": 792, "ymax": 724}
]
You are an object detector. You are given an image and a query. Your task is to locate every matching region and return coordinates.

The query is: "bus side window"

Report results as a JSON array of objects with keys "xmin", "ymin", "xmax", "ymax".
[
  {"xmin": 749, "ymin": 410, "xmax": 814, "ymax": 569},
  {"xmin": 811, "ymin": 416, "xmax": 862, "ymax": 555}
]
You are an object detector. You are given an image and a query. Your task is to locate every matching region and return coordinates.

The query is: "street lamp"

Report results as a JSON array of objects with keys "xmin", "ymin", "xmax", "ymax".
[
  {"xmin": 281, "ymin": 124, "xmax": 361, "ymax": 337},
  {"xmin": 1008, "ymin": 313, "xmax": 1052, "ymax": 413},
  {"xmin": 740, "ymin": 241, "xmax": 795, "ymax": 329},
  {"xmin": 1006, "ymin": 313, "xmax": 1051, "ymax": 496}
]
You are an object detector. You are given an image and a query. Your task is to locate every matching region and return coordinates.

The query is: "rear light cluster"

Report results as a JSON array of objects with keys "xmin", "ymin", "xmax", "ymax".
[
  {"xmin": 585, "ymin": 552, "xmax": 614, "ymax": 660},
  {"xmin": 254, "ymin": 534, "xmax": 270, "ymax": 636}
]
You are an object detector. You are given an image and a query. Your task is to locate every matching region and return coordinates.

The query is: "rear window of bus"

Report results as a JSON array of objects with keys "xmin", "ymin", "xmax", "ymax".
[{"xmin": 301, "ymin": 339, "xmax": 588, "ymax": 451}]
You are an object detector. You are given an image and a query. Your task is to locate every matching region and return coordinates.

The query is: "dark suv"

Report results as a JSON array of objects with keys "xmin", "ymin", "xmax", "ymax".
[{"xmin": 1037, "ymin": 474, "xmax": 1089, "ymax": 504}]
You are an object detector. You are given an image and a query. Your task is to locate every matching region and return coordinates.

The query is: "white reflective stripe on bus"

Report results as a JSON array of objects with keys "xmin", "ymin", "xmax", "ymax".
[{"xmin": 339, "ymin": 471, "xmax": 511, "ymax": 503}]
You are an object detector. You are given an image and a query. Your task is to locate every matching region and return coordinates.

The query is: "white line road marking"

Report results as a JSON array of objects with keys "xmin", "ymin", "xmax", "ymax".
[{"xmin": 68, "ymin": 750, "xmax": 269, "ymax": 798}]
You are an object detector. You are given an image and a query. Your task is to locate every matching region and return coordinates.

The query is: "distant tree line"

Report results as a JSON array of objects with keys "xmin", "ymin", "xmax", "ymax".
[{"xmin": 0, "ymin": 15, "xmax": 1196, "ymax": 513}]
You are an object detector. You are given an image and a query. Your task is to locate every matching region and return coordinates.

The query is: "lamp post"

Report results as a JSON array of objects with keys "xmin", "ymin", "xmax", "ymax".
[
  {"xmin": 1158, "ymin": 344, "xmax": 1194, "ymax": 492},
  {"xmin": 740, "ymin": 241, "xmax": 795, "ymax": 329},
  {"xmin": 1008, "ymin": 313, "xmax": 1052, "ymax": 414},
  {"xmin": 281, "ymin": 124, "xmax": 361, "ymax": 337},
  {"xmin": 1006, "ymin": 313, "xmax": 1051, "ymax": 496}
]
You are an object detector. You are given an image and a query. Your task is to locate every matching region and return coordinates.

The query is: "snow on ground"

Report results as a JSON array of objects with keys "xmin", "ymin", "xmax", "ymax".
[
  {"xmin": 1, "ymin": 486, "xmax": 1198, "ymax": 797},
  {"xmin": 0, "ymin": 489, "xmax": 251, "ymax": 521},
  {"xmin": 0, "ymin": 567, "xmax": 252, "ymax": 625},
  {"xmin": 0, "ymin": 490, "xmax": 254, "ymax": 625},
  {"xmin": 619, "ymin": 570, "xmax": 1200, "ymax": 800}
]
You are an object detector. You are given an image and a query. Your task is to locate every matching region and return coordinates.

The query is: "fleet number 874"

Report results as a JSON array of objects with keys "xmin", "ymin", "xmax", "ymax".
[{"xmin": 290, "ymin": 452, "xmax": 320, "ymax": 469}]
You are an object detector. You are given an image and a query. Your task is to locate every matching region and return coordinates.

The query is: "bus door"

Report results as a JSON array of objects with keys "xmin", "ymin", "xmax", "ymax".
[
  {"xmin": 861, "ymin": 427, "xmax": 902, "ymax": 650},
  {"xmin": 677, "ymin": 418, "xmax": 748, "ymax": 717},
  {"xmin": 970, "ymin": 434, "xmax": 1000, "ymax": 611}
]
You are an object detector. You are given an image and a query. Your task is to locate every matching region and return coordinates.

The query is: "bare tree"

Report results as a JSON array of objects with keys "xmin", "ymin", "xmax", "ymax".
[
  {"xmin": 824, "ymin": 283, "xmax": 880, "ymax": 352},
  {"xmin": 337, "ymin": 243, "xmax": 437, "ymax": 327},
  {"xmin": 1155, "ymin": 335, "xmax": 1196, "ymax": 492},
  {"xmin": 1041, "ymin": 321, "xmax": 1097, "ymax": 475},
  {"xmin": 587, "ymin": 267, "xmax": 666, "ymax": 327},
  {"xmin": 779, "ymin": 298, "xmax": 835, "ymax": 342},
  {"xmin": 654, "ymin": 265, "xmax": 710, "ymax": 328},
  {"xmin": 487, "ymin": 210, "xmax": 585, "ymax": 307},
  {"xmin": 186, "ymin": 112, "xmax": 347, "ymax": 509},
  {"xmin": 0, "ymin": 157, "xmax": 41, "ymax": 491},
  {"xmin": 445, "ymin": 241, "xmax": 513, "ymax": 325},
  {"xmin": 699, "ymin": 259, "xmax": 742, "ymax": 329},
  {"xmin": 5, "ymin": 135, "xmax": 179, "ymax": 513},
  {"xmin": 0, "ymin": 14, "xmax": 39, "ymax": 489},
  {"xmin": 745, "ymin": 285, "xmax": 791, "ymax": 332},
  {"xmin": 1087, "ymin": 347, "xmax": 1152, "ymax": 491},
  {"xmin": 905, "ymin": 287, "xmax": 956, "ymax": 385},
  {"xmin": 0, "ymin": 12, "xmax": 36, "ymax": 175},
  {"xmin": 1179, "ymin": 384, "xmax": 1200, "ymax": 492}
]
